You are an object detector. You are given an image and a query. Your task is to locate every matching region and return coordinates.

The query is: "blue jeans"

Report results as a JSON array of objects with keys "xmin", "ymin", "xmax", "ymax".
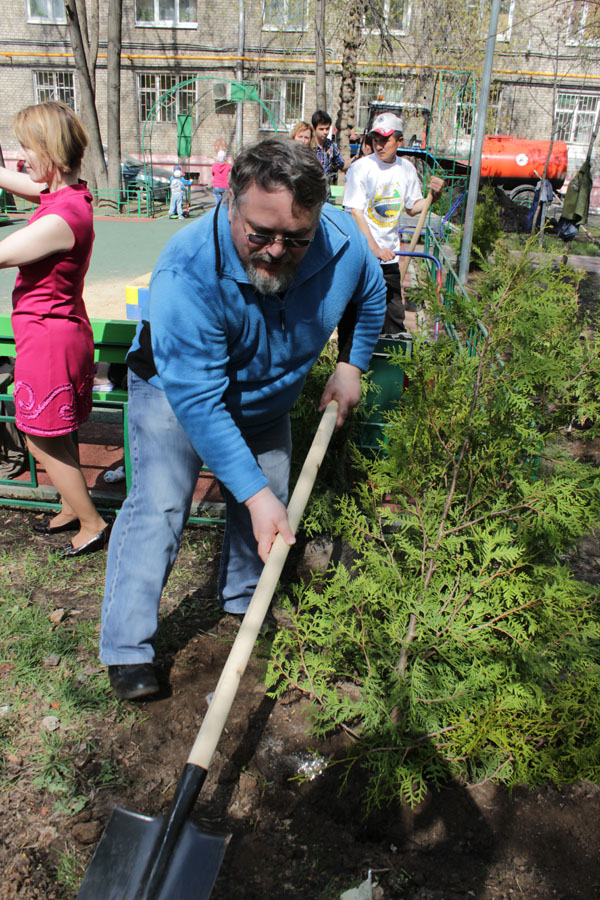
[
  {"xmin": 213, "ymin": 187, "xmax": 226, "ymax": 205},
  {"xmin": 100, "ymin": 371, "xmax": 291, "ymax": 665},
  {"xmin": 169, "ymin": 192, "xmax": 183, "ymax": 217}
]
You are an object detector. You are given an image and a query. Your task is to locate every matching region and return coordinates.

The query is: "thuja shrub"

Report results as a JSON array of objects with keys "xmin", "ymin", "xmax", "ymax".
[{"xmin": 267, "ymin": 245, "xmax": 600, "ymax": 808}]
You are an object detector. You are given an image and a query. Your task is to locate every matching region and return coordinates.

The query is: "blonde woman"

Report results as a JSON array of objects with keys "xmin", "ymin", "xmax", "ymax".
[
  {"xmin": 0, "ymin": 101, "xmax": 109, "ymax": 558},
  {"xmin": 289, "ymin": 121, "xmax": 314, "ymax": 148}
]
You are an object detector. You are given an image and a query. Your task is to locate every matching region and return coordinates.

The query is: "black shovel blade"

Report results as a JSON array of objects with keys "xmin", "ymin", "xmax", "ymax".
[{"xmin": 77, "ymin": 806, "xmax": 230, "ymax": 900}]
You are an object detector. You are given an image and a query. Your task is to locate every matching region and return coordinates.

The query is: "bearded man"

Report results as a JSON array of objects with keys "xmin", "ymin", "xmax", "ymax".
[{"xmin": 100, "ymin": 138, "xmax": 386, "ymax": 699}]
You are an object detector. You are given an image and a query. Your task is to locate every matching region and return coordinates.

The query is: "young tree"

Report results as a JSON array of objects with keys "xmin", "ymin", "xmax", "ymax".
[
  {"xmin": 64, "ymin": 0, "xmax": 107, "ymax": 191},
  {"xmin": 315, "ymin": 0, "xmax": 327, "ymax": 111},
  {"xmin": 269, "ymin": 245, "xmax": 600, "ymax": 808},
  {"xmin": 335, "ymin": 0, "xmax": 369, "ymax": 159},
  {"xmin": 106, "ymin": 0, "xmax": 122, "ymax": 196}
]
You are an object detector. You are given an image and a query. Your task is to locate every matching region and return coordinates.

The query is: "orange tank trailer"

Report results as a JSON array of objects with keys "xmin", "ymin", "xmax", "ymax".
[{"xmin": 480, "ymin": 135, "xmax": 568, "ymax": 190}]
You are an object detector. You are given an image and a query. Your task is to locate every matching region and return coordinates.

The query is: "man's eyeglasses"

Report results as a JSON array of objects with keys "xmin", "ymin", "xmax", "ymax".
[{"xmin": 245, "ymin": 232, "xmax": 312, "ymax": 249}]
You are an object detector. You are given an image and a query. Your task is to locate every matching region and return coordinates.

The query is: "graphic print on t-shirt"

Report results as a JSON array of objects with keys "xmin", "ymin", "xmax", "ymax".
[{"xmin": 366, "ymin": 183, "xmax": 405, "ymax": 229}]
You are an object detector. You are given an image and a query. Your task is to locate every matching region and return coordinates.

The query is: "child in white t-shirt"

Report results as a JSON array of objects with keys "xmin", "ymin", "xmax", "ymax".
[{"xmin": 344, "ymin": 113, "xmax": 443, "ymax": 334}]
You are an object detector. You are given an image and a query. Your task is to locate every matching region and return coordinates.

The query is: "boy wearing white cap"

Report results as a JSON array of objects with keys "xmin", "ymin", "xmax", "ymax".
[{"xmin": 343, "ymin": 112, "xmax": 444, "ymax": 334}]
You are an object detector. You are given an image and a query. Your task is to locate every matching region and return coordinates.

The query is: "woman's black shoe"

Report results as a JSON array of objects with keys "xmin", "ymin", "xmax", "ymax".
[
  {"xmin": 58, "ymin": 524, "xmax": 111, "ymax": 559},
  {"xmin": 108, "ymin": 664, "xmax": 159, "ymax": 700},
  {"xmin": 34, "ymin": 518, "xmax": 80, "ymax": 535}
]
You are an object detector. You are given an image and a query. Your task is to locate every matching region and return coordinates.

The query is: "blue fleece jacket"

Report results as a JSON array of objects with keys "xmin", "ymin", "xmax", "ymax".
[{"xmin": 128, "ymin": 201, "xmax": 385, "ymax": 502}]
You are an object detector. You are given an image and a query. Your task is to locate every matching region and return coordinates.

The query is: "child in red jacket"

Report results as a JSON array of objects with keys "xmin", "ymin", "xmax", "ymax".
[{"xmin": 211, "ymin": 150, "xmax": 231, "ymax": 206}]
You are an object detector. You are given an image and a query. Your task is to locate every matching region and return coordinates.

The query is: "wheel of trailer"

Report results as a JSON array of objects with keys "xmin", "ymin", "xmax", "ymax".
[{"xmin": 510, "ymin": 184, "xmax": 536, "ymax": 207}]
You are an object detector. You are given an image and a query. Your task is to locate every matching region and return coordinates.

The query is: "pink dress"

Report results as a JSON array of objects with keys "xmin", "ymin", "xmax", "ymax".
[{"xmin": 11, "ymin": 181, "xmax": 94, "ymax": 437}]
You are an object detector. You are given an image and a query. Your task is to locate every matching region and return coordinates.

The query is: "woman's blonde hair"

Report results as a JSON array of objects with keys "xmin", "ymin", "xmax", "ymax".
[
  {"xmin": 13, "ymin": 101, "xmax": 88, "ymax": 173},
  {"xmin": 289, "ymin": 121, "xmax": 315, "ymax": 147}
]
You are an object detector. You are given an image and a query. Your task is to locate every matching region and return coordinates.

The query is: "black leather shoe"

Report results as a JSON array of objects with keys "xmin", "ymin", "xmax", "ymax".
[
  {"xmin": 34, "ymin": 517, "xmax": 80, "ymax": 535},
  {"xmin": 108, "ymin": 664, "xmax": 159, "ymax": 700},
  {"xmin": 58, "ymin": 524, "xmax": 111, "ymax": 559}
]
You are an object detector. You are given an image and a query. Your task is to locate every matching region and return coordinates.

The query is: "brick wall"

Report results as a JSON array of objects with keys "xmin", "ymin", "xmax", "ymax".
[{"xmin": 1, "ymin": 0, "xmax": 599, "ymax": 197}]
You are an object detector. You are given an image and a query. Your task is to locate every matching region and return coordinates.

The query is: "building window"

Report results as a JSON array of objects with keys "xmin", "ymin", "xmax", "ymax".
[
  {"xmin": 363, "ymin": 0, "xmax": 410, "ymax": 33},
  {"xmin": 555, "ymin": 93, "xmax": 600, "ymax": 144},
  {"xmin": 135, "ymin": 0, "xmax": 197, "ymax": 27},
  {"xmin": 27, "ymin": 0, "xmax": 66, "ymax": 23},
  {"xmin": 455, "ymin": 84, "xmax": 503, "ymax": 137},
  {"xmin": 357, "ymin": 81, "xmax": 404, "ymax": 131},
  {"xmin": 137, "ymin": 73, "xmax": 197, "ymax": 123},
  {"xmin": 496, "ymin": 0, "xmax": 515, "ymax": 40},
  {"xmin": 259, "ymin": 78, "xmax": 304, "ymax": 130},
  {"xmin": 567, "ymin": 1, "xmax": 600, "ymax": 44},
  {"xmin": 466, "ymin": 0, "xmax": 514, "ymax": 41},
  {"xmin": 262, "ymin": 0, "xmax": 306, "ymax": 30},
  {"xmin": 34, "ymin": 70, "xmax": 75, "ymax": 108},
  {"xmin": 455, "ymin": 102, "xmax": 474, "ymax": 137},
  {"xmin": 486, "ymin": 84, "xmax": 504, "ymax": 134}
]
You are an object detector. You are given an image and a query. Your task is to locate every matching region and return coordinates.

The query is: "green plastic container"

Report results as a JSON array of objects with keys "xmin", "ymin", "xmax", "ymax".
[{"xmin": 358, "ymin": 336, "xmax": 412, "ymax": 454}]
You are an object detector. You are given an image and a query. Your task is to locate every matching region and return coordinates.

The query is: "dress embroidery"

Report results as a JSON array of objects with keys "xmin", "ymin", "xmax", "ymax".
[{"xmin": 14, "ymin": 373, "xmax": 93, "ymax": 436}]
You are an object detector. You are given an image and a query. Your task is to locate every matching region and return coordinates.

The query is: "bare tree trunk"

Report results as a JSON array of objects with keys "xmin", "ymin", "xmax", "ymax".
[
  {"xmin": 106, "ymin": 0, "xmax": 122, "ymax": 196},
  {"xmin": 315, "ymin": 0, "xmax": 327, "ymax": 111},
  {"xmin": 74, "ymin": 0, "xmax": 99, "ymax": 92},
  {"xmin": 64, "ymin": 0, "xmax": 107, "ymax": 191},
  {"xmin": 335, "ymin": 0, "xmax": 367, "ymax": 160}
]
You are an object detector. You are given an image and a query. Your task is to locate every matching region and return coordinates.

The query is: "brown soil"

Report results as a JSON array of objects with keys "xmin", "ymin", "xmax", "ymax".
[
  {"xmin": 1, "ymin": 480, "xmax": 599, "ymax": 900},
  {"xmin": 2, "ymin": 257, "xmax": 600, "ymax": 900}
]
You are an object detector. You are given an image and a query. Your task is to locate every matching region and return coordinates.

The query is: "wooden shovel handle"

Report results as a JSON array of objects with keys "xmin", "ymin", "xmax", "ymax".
[
  {"xmin": 399, "ymin": 190, "xmax": 434, "ymax": 282},
  {"xmin": 188, "ymin": 400, "xmax": 339, "ymax": 770}
]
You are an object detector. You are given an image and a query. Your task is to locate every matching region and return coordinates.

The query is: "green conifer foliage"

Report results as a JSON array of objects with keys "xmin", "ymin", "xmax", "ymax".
[{"xmin": 268, "ymin": 245, "xmax": 600, "ymax": 809}]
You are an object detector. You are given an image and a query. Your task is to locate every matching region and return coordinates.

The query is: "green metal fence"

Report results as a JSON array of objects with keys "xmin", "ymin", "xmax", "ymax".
[{"xmin": 0, "ymin": 186, "xmax": 168, "ymax": 219}]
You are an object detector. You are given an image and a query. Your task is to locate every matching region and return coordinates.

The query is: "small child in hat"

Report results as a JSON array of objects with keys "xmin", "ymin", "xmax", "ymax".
[{"xmin": 169, "ymin": 166, "xmax": 191, "ymax": 220}]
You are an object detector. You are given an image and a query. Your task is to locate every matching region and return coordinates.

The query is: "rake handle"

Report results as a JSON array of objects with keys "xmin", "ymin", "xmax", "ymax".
[
  {"xmin": 399, "ymin": 190, "xmax": 434, "ymax": 282},
  {"xmin": 187, "ymin": 400, "xmax": 338, "ymax": 770}
]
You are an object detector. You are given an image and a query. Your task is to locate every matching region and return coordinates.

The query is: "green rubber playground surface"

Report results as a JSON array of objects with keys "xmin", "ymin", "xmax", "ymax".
[{"xmin": 0, "ymin": 210, "xmax": 208, "ymax": 318}]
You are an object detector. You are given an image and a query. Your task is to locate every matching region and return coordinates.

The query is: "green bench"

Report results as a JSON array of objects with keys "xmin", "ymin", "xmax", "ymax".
[
  {"xmin": 0, "ymin": 314, "xmax": 136, "ymax": 514},
  {"xmin": 0, "ymin": 315, "xmax": 224, "ymax": 525},
  {"xmin": 329, "ymin": 184, "xmax": 345, "ymax": 206}
]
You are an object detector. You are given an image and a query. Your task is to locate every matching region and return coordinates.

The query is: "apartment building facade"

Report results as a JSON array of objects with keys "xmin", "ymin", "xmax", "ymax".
[{"xmin": 0, "ymin": 0, "xmax": 599, "ymax": 189}]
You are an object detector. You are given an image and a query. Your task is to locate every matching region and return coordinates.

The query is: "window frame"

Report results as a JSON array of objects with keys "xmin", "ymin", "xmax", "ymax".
[
  {"xmin": 356, "ymin": 81, "xmax": 405, "ymax": 132},
  {"xmin": 496, "ymin": 0, "xmax": 515, "ymax": 41},
  {"xmin": 135, "ymin": 0, "xmax": 197, "ymax": 29},
  {"xmin": 362, "ymin": 0, "xmax": 411, "ymax": 36},
  {"xmin": 26, "ymin": 0, "xmax": 66, "ymax": 24},
  {"xmin": 262, "ymin": 0, "xmax": 307, "ymax": 32},
  {"xmin": 259, "ymin": 77, "xmax": 305, "ymax": 130},
  {"xmin": 137, "ymin": 72, "xmax": 198, "ymax": 123},
  {"xmin": 486, "ymin": 84, "xmax": 504, "ymax": 134},
  {"xmin": 567, "ymin": 1, "xmax": 600, "ymax": 45},
  {"xmin": 555, "ymin": 92, "xmax": 600, "ymax": 145},
  {"xmin": 455, "ymin": 83, "xmax": 504, "ymax": 138},
  {"xmin": 33, "ymin": 69, "xmax": 76, "ymax": 109},
  {"xmin": 455, "ymin": 101, "xmax": 474, "ymax": 138},
  {"xmin": 465, "ymin": 0, "xmax": 514, "ymax": 41}
]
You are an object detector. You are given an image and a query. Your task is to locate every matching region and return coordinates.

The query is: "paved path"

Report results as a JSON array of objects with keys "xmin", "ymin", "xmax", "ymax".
[
  {"xmin": 0, "ymin": 212, "xmax": 202, "ymax": 319},
  {"xmin": 2, "ymin": 214, "xmax": 598, "ymax": 320}
]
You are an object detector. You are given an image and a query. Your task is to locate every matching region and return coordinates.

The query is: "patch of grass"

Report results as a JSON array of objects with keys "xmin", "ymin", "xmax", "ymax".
[
  {"xmin": 91, "ymin": 755, "xmax": 127, "ymax": 790},
  {"xmin": 55, "ymin": 845, "xmax": 86, "ymax": 894},
  {"xmin": 502, "ymin": 230, "xmax": 600, "ymax": 257},
  {"xmin": 32, "ymin": 731, "xmax": 89, "ymax": 816},
  {"xmin": 568, "ymin": 236, "xmax": 600, "ymax": 257},
  {"xmin": 0, "ymin": 538, "xmax": 132, "ymax": 809}
]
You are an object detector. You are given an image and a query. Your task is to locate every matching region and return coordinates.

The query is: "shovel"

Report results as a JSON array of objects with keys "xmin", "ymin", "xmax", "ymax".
[
  {"xmin": 77, "ymin": 400, "xmax": 339, "ymax": 900},
  {"xmin": 398, "ymin": 189, "xmax": 434, "ymax": 282}
]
